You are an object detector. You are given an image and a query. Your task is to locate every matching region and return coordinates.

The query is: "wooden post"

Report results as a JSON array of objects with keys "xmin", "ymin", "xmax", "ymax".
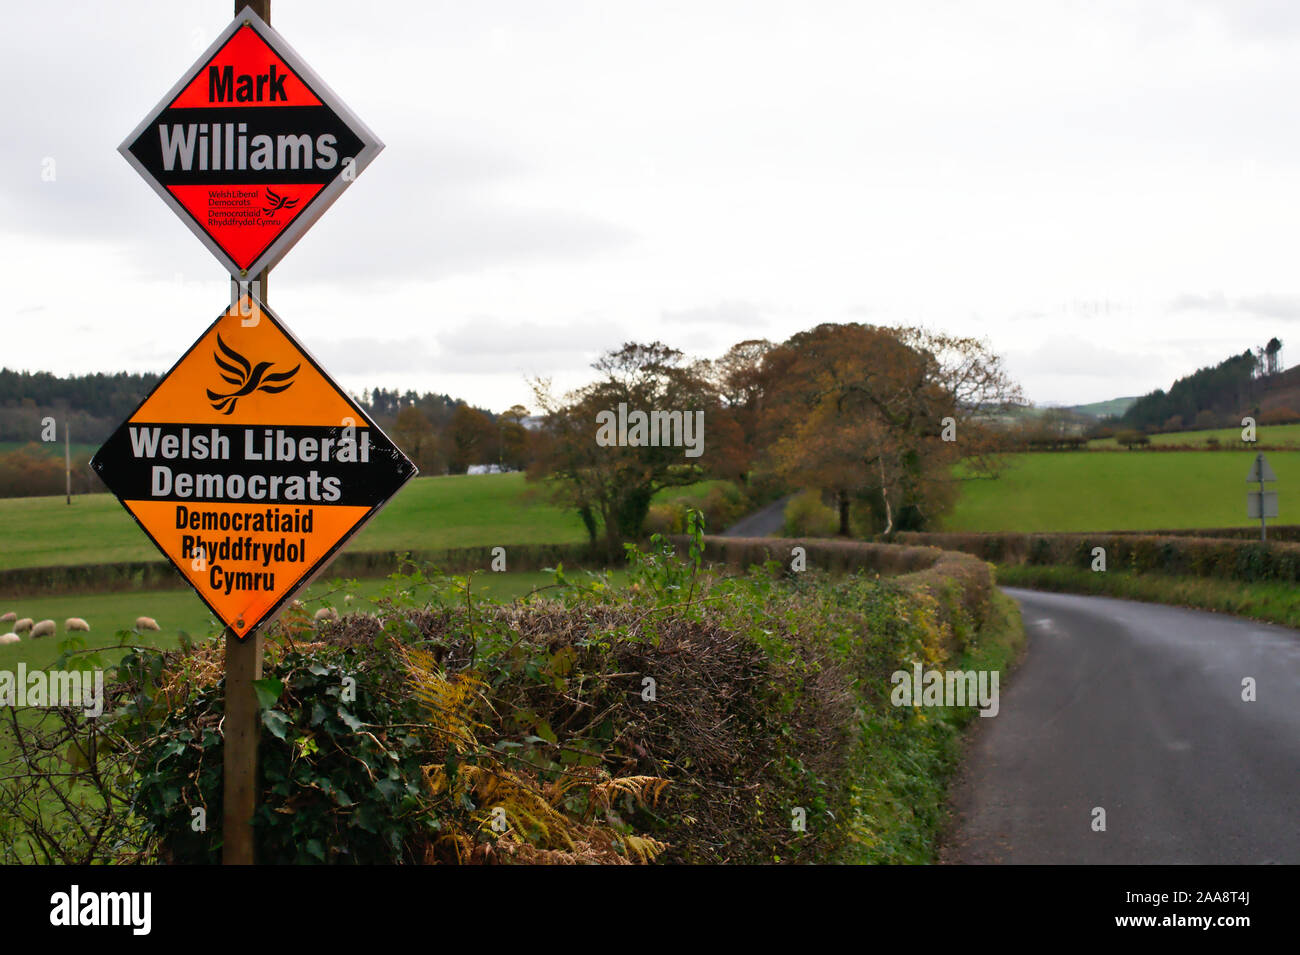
[
  {"xmin": 223, "ymin": 260, "xmax": 270, "ymax": 866},
  {"xmin": 222, "ymin": 628, "xmax": 264, "ymax": 864}
]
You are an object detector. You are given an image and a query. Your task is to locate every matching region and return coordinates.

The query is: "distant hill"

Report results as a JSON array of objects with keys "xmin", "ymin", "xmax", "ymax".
[
  {"xmin": 1256, "ymin": 363, "xmax": 1300, "ymax": 417},
  {"xmin": 1118, "ymin": 350, "xmax": 1259, "ymax": 431},
  {"xmin": 1066, "ymin": 396, "xmax": 1137, "ymax": 420}
]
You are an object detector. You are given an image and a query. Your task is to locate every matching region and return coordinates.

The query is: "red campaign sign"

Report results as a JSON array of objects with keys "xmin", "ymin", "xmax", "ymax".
[{"xmin": 119, "ymin": 8, "xmax": 382, "ymax": 279}]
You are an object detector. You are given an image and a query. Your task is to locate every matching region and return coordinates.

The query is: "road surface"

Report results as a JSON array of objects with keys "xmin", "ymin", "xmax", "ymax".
[
  {"xmin": 942, "ymin": 588, "xmax": 1300, "ymax": 864},
  {"xmin": 719, "ymin": 495, "xmax": 791, "ymax": 537}
]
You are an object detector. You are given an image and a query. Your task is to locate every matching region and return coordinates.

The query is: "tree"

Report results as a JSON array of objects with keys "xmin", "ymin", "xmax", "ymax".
[
  {"xmin": 447, "ymin": 404, "xmax": 494, "ymax": 474},
  {"xmin": 498, "ymin": 404, "xmax": 532, "ymax": 471},
  {"xmin": 1115, "ymin": 429, "xmax": 1149, "ymax": 449},
  {"xmin": 391, "ymin": 406, "xmax": 441, "ymax": 475},
  {"xmin": 529, "ymin": 343, "xmax": 708, "ymax": 557},
  {"xmin": 1265, "ymin": 337, "xmax": 1283, "ymax": 376},
  {"xmin": 700, "ymin": 339, "xmax": 775, "ymax": 486},
  {"xmin": 761, "ymin": 324, "xmax": 1021, "ymax": 536}
]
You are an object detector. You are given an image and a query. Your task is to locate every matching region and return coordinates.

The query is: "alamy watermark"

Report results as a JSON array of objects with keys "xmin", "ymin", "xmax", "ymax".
[
  {"xmin": 49, "ymin": 885, "xmax": 150, "ymax": 935},
  {"xmin": 595, "ymin": 403, "xmax": 704, "ymax": 458},
  {"xmin": 890, "ymin": 663, "xmax": 999, "ymax": 717},
  {"xmin": 0, "ymin": 665, "xmax": 105, "ymax": 718}
]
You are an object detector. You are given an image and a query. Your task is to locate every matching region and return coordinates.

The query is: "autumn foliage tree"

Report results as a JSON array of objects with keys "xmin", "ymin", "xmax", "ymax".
[
  {"xmin": 760, "ymin": 323, "xmax": 1021, "ymax": 535},
  {"xmin": 529, "ymin": 343, "xmax": 709, "ymax": 556},
  {"xmin": 447, "ymin": 404, "xmax": 496, "ymax": 474},
  {"xmin": 391, "ymin": 406, "xmax": 442, "ymax": 475},
  {"xmin": 498, "ymin": 404, "xmax": 532, "ymax": 471},
  {"xmin": 699, "ymin": 339, "xmax": 775, "ymax": 487}
]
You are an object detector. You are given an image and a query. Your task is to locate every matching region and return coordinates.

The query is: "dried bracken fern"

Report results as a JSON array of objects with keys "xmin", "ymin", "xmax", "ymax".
[
  {"xmin": 398, "ymin": 644, "xmax": 487, "ymax": 752},
  {"xmin": 400, "ymin": 646, "xmax": 669, "ymax": 864},
  {"xmin": 586, "ymin": 775, "xmax": 669, "ymax": 817}
]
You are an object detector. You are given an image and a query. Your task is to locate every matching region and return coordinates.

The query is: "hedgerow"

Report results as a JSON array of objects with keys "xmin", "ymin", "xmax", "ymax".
[
  {"xmin": 896, "ymin": 530, "xmax": 1300, "ymax": 583},
  {"xmin": 2, "ymin": 522, "xmax": 1010, "ymax": 864}
]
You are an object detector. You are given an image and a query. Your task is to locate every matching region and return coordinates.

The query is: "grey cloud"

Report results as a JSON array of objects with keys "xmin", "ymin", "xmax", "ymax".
[
  {"xmin": 437, "ymin": 317, "xmax": 622, "ymax": 357},
  {"xmin": 1008, "ymin": 335, "xmax": 1156, "ymax": 378},
  {"xmin": 1188, "ymin": 0, "xmax": 1300, "ymax": 39},
  {"xmin": 1235, "ymin": 294, "xmax": 1300, "ymax": 321},
  {"xmin": 1169, "ymin": 291, "xmax": 1230, "ymax": 312},
  {"xmin": 306, "ymin": 317, "xmax": 630, "ymax": 381},
  {"xmin": 1168, "ymin": 291, "xmax": 1300, "ymax": 320},
  {"xmin": 661, "ymin": 300, "xmax": 765, "ymax": 326},
  {"xmin": 308, "ymin": 336, "xmax": 437, "ymax": 376}
]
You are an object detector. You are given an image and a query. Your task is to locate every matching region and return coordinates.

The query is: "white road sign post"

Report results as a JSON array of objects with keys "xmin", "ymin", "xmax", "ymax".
[{"xmin": 1246, "ymin": 452, "xmax": 1278, "ymax": 541}]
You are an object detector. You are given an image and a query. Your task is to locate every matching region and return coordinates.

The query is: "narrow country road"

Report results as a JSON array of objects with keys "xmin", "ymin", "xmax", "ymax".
[
  {"xmin": 942, "ymin": 588, "xmax": 1300, "ymax": 864},
  {"xmin": 718, "ymin": 494, "xmax": 792, "ymax": 537}
]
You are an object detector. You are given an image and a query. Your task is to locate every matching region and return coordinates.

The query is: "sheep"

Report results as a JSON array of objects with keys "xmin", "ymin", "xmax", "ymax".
[
  {"xmin": 13, "ymin": 618, "xmax": 33, "ymax": 634},
  {"xmin": 313, "ymin": 607, "xmax": 339, "ymax": 623},
  {"xmin": 0, "ymin": 633, "xmax": 20, "ymax": 645},
  {"xmin": 135, "ymin": 616, "xmax": 160, "ymax": 631},
  {"xmin": 30, "ymin": 619, "xmax": 56, "ymax": 639},
  {"xmin": 65, "ymin": 617, "xmax": 90, "ymax": 632},
  {"xmin": 0, "ymin": 612, "xmax": 15, "ymax": 625}
]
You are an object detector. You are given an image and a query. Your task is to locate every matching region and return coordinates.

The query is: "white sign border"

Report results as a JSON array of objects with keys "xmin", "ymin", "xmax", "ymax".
[{"xmin": 118, "ymin": 6, "xmax": 384, "ymax": 280}]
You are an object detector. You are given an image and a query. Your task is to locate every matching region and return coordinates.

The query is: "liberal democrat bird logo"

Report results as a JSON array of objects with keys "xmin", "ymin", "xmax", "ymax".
[
  {"xmin": 207, "ymin": 335, "xmax": 300, "ymax": 415},
  {"xmin": 263, "ymin": 187, "xmax": 300, "ymax": 216}
]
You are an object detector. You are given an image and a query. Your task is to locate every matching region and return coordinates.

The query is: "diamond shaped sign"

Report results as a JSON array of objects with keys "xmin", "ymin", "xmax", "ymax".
[
  {"xmin": 91, "ymin": 294, "xmax": 416, "ymax": 640},
  {"xmin": 119, "ymin": 7, "xmax": 383, "ymax": 279}
]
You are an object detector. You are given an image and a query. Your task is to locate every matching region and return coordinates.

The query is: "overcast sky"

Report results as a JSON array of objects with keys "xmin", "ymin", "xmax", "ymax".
[{"xmin": 3, "ymin": 0, "xmax": 1300, "ymax": 412}]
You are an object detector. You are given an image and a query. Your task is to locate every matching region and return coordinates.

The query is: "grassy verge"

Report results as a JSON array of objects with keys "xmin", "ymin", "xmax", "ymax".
[
  {"xmin": 996, "ymin": 563, "xmax": 1300, "ymax": 629},
  {"xmin": 838, "ymin": 589, "xmax": 1025, "ymax": 863}
]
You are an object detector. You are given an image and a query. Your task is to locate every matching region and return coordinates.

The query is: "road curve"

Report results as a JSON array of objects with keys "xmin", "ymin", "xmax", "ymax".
[
  {"xmin": 942, "ymin": 588, "xmax": 1300, "ymax": 864},
  {"xmin": 718, "ymin": 494, "xmax": 792, "ymax": 537}
]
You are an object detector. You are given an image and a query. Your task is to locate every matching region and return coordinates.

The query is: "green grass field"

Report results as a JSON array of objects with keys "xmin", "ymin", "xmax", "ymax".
[
  {"xmin": 1087, "ymin": 422, "xmax": 1300, "ymax": 449},
  {"xmin": 944, "ymin": 450, "xmax": 1299, "ymax": 532},
  {"xmin": 0, "ymin": 473, "xmax": 736, "ymax": 573},
  {"xmin": 0, "ymin": 472, "xmax": 590, "ymax": 572}
]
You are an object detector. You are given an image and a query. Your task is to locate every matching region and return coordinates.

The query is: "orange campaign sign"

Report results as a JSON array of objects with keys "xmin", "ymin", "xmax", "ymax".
[
  {"xmin": 90, "ymin": 295, "xmax": 416, "ymax": 640},
  {"xmin": 118, "ymin": 7, "xmax": 382, "ymax": 279}
]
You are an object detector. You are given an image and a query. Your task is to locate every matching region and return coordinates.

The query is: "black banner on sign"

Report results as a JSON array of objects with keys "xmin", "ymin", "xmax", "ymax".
[
  {"xmin": 125, "ymin": 106, "xmax": 365, "ymax": 186},
  {"xmin": 91, "ymin": 424, "xmax": 412, "ymax": 507}
]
